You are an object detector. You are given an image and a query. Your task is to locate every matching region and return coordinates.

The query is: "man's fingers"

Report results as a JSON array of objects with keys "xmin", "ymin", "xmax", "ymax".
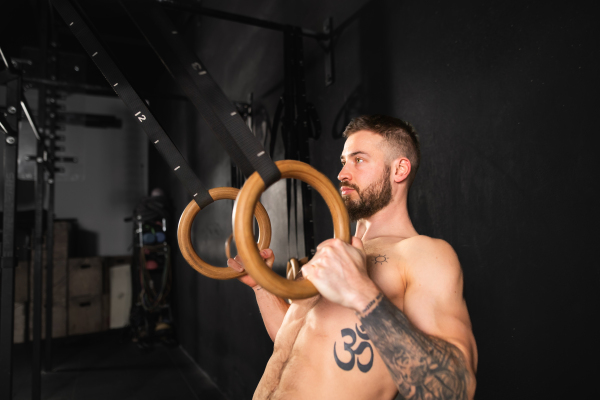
[
  {"xmin": 233, "ymin": 254, "xmax": 245, "ymax": 267},
  {"xmin": 301, "ymin": 267, "xmax": 310, "ymax": 280},
  {"xmin": 260, "ymin": 249, "xmax": 275, "ymax": 269},
  {"xmin": 260, "ymin": 248, "xmax": 274, "ymax": 260},
  {"xmin": 229, "ymin": 249, "xmax": 275, "ymax": 273},
  {"xmin": 316, "ymin": 238, "xmax": 336, "ymax": 251},
  {"xmin": 227, "ymin": 258, "xmax": 244, "ymax": 272},
  {"xmin": 301, "ymin": 263, "xmax": 321, "ymax": 281}
]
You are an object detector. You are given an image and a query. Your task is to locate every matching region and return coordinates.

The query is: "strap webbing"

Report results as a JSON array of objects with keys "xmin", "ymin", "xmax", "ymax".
[
  {"xmin": 122, "ymin": 0, "xmax": 281, "ymax": 188},
  {"xmin": 50, "ymin": 0, "xmax": 214, "ymax": 209}
]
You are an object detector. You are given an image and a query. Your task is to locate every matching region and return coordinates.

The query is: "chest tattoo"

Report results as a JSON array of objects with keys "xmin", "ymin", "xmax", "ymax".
[
  {"xmin": 369, "ymin": 254, "xmax": 388, "ymax": 265},
  {"xmin": 333, "ymin": 323, "xmax": 374, "ymax": 373}
]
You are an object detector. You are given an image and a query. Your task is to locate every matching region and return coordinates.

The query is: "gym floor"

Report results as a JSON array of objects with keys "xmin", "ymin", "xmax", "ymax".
[{"xmin": 11, "ymin": 329, "xmax": 227, "ymax": 400}]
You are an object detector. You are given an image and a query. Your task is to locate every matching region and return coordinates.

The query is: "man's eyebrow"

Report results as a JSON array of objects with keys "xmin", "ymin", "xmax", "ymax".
[{"xmin": 340, "ymin": 151, "xmax": 369, "ymax": 161}]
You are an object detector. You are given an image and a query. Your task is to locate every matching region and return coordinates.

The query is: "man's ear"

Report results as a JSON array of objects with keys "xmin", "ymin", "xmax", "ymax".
[{"xmin": 392, "ymin": 158, "xmax": 411, "ymax": 183}]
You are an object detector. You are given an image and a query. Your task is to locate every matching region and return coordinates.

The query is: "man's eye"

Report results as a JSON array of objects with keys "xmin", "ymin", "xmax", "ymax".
[{"xmin": 356, "ymin": 158, "xmax": 363, "ymax": 163}]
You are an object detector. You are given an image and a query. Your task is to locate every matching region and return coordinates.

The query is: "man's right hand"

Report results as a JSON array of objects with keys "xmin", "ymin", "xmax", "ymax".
[
  {"xmin": 228, "ymin": 248, "xmax": 288, "ymax": 341},
  {"xmin": 227, "ymin": 249, "xmax": 275, "ymax": 289}
]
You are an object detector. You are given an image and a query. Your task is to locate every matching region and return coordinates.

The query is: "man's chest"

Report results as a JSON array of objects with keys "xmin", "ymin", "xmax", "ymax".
[
  {"xmin": 364, "ymin": 244, "xmax": 407, "ymax": 307},
  {"xmin": 292, "ymin": 244, "xmax": 406, "ymax": 334}
]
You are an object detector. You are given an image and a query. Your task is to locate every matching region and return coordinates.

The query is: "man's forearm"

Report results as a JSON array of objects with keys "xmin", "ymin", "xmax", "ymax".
[
  {"xmin": 254, "ymin": 286, "xmax": 290, "ymax": 341},
  {"xmin": 357, "ymin": 293, "xmax": 470, "ymax": 400}
]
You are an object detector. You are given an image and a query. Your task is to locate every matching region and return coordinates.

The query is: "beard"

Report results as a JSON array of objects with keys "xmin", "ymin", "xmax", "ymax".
[{"xmin": 340, "ymin": 165, "xmax": 392, "ymax": 221}]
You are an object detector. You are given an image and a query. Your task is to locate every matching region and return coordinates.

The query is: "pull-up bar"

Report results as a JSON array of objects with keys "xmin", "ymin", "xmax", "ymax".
[
  {"xmin": 157, "ymin": 0, "xmax": 327, "ymax": 39},
  {"xmin": 157, "ymin": 0, "xmax": 335, "ymax": 86}
]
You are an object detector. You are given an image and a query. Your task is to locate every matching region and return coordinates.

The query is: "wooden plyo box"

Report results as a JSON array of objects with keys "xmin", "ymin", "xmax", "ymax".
[
  {"xmin": 23, "ymin": 221, "xmax": 72, "ymax": 341},
  {"xmin": 14, "ymin": 302, "xmax": 26, "ymax": 344},
  {"xmin": 68, "ymin": 257, "xmax": 103, "ymax": 298},
  {"xmin": 68, "ymin": 295, "xmax": 102, "ymax": 336},
  {"xmin": 109, "ymin": 264, "xmax": 132, "ymax": 329},
  {"xmin": 14, "ymin": 261, "xmax": 30, "ymax": 304}
]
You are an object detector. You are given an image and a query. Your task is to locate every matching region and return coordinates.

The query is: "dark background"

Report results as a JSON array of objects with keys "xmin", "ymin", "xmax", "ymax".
[{"xmin": 2, "ymin": 0, "xmax": 599, "ymax": 398}]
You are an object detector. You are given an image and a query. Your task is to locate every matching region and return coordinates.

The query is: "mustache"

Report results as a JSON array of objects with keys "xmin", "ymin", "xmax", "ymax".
[{"xmin": 339, "ymin": 182, "xmax": 359, "ymax": 192}]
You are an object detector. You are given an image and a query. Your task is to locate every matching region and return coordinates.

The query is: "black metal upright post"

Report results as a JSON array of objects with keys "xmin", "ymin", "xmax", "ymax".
[
  {"xmin": 32, "ymin": 137, "xmax": 45, "ymax": 400},
  {"xmin": 44, "ymin": 11, "xmax": 59, "ymax": 373},
  {"xmin": 291, "ymin": 29, "xmax": 315, "ymax": 258},
  {"xmin": 282, "ymin": 28, "xmax": 299, "ymax": 258},
  {"xmin": 44, "ymin": 163, "xmax": 55, "ymax": 372},
  {"xmin": 280, "ymin": 28, "xmax": 316, "ymax": 259},
  {"xmin": 0, "ymin": 56, "xmax": 22, "ymax": 400},
  {"xmin": 32, "ymin": 0, "xmax": 49, "ymax": 397}
]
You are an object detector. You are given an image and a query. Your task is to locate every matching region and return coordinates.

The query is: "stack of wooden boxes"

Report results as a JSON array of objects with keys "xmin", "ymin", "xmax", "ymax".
[
  {"xmin": 27, "ymin": 221, "xmax": 71, "ymax": 340},
  {"xmin": 14, "ymin": 221, "xmax": 131, "ymax": 343},
  {"xmin": 14, "ymin": 220, "xmax": 111, "ymax": 342},
  {"xmin": 68, "ymin": 257, "xmax": 103, "ymax": 335}
]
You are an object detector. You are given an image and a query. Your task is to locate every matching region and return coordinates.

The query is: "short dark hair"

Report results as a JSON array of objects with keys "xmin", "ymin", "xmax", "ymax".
[{"xmin": 343, "ymin": 115, "xmax": 421, "ymax": 186}]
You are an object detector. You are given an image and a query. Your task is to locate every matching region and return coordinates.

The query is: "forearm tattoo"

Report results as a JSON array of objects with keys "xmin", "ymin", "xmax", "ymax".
[{"xmin": 358, "ymin": 294, "xmax": 469, "ymax": 400}]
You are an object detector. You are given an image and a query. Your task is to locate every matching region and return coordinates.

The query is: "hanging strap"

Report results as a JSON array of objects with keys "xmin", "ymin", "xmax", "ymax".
[
  {"xmin": 50, "ymin": 0, "xmax": 214, "ymax": 208},
  {"xmin": 121, "ymin": 0, "xmax": 281, "ymax": 188}
]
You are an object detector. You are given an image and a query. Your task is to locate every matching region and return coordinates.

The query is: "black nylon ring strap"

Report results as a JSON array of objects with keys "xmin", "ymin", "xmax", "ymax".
[
  {"xmin": 121, "ymin": 1, "xmax": 281, "ymax": 188},
  {"xmin": 50, "ymin": 0, "xmax": 214, "ymax": 209}
]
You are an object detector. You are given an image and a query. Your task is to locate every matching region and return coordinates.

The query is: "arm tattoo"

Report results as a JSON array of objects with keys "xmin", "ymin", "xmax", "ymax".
[{"xmin": 358, "ymin": 294, "xmax": 470, "ymax": 400}]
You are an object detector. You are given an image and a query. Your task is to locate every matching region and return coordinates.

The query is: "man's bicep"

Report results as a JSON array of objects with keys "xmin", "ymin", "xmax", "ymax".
[{"xmin": 402, "ymin": 240, "xmax": 476, "ymax": 370}]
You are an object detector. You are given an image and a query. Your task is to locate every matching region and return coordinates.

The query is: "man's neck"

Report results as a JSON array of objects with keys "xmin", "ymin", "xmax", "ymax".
[{"xmin": 354, "ymin": 196, "xmax": 418, "ymax": 242}]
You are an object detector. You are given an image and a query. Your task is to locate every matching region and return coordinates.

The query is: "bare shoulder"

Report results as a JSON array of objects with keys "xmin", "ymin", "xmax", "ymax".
[
  {"xmin": 397, "ymin": 234, "xmax": 458, "ymax": 260},
  {"xmin": 396, "ymin": 235, "xmax": 462, "ymax": 286}
]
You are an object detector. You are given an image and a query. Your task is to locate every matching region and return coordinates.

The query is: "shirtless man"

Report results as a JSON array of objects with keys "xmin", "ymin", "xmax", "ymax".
[{"xmin": 228, "ymin": 115, "xmax": 477, "ymax": 399}]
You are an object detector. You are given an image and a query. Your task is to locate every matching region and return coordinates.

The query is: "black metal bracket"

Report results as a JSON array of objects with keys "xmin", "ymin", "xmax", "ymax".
[
  {"xmin": 0, "ymin": 112, "xmax": 17, "ymax": 137},
  {"xmin": 0, "ymin": 70, "xmax": 21, "ymax": 140},
  {"xmin": 320, "ymin": 17, "xmax": 335, "ymax": 87}
]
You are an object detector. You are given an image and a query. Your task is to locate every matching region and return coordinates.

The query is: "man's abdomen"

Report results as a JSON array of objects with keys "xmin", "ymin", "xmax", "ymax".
[{"xmin": 255, "ymin": 299, "xmax": 398, "ymax": 400}]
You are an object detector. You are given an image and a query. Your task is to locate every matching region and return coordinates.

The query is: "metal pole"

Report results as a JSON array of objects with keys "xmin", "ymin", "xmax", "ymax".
[
  {"xmin": 44, "ymin": 175, "xmax": 54, "ymax": 372},
  {"xmin": 32, "ymin": 143, "xmax": 45, "ymax": 400},
  {"xmin": 32, "ymin": 0, "xmax": 49, "ymax": 397},
  {"xmin": 0, "ymin": 66, "xmax": 22, "ymax": 400},
  {"xmin": 44, "ymin": 8, "xmax": 59, "ymax": 372}
]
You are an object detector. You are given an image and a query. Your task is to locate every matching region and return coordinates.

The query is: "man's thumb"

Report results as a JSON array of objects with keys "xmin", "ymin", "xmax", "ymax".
[{"xmin": 351, "ymin": 236, "xmax": 365, "ymax": 253}]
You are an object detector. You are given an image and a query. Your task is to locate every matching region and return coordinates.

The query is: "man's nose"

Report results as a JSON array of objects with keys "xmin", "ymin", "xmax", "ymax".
[{"xmin": 338, "ymin": 164, "xmax": 351, "ymax": 182}]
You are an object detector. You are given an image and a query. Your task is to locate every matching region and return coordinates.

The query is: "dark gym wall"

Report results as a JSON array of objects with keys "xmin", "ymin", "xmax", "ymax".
[{"xmin": 147, "ymin": 0, "xmax": 598, "ymax": 398}]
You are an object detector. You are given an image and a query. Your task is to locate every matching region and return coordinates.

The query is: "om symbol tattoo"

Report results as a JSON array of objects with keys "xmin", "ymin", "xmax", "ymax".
[{"xmin": 333, "ymin": 323, "xmax": 374, "ymax": 372}]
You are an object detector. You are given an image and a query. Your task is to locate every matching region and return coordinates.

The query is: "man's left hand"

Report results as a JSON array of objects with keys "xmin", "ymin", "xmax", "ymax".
[{"xmin": 301, "ymin": 237, "xmax": 380, "ymax": 311}]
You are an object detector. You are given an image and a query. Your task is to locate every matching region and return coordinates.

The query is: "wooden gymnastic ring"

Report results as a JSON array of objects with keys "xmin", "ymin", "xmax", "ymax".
[
  {"xmin": 225, "ymin": 233, "xmax": 234, "ymax": 259},
  {"xmin": 178, "ymin": 187, "xmax": 271, "ymax": 280},
  {"xmin": 234, "ymin": 160, "xmax": 350, "ymax": 299}
]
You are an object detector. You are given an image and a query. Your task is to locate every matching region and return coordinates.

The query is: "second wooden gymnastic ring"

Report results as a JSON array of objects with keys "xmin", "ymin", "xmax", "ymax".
[
  {"xmin": 178, "ymin": 187, "xmax": 271, "ymax": 280},
  {"xmin": 234, "ymin": 160, "xmax": 351, "ymax": 299},
  {"xmin": 225, "ymin": 233, "xmax": 234, "ymax": 259}
]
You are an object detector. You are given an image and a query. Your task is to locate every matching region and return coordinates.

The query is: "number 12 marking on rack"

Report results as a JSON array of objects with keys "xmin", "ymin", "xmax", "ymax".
[{"xmin": 135, "ymin": 111, "xmax": 146, "ymax": 122}]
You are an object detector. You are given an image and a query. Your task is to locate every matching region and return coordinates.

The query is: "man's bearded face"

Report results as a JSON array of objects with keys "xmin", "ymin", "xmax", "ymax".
[{"xmin": 340, "ymin": 165, "xmax": 392, "ymax": 221}]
